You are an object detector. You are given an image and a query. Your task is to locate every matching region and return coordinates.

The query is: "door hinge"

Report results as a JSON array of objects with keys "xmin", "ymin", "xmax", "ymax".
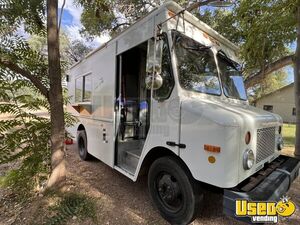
[{"xmin": 166, "ymin": 141, "xmax": 186, "ymax": 149}]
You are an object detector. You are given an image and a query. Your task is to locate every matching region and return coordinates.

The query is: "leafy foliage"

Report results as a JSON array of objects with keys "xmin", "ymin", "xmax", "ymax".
[
  {"xmin": 0, "ymin": 0, "xmax": 45, "ymax": 35},
  {"xmin": 0, "ymin": 33, "xmax": 76, "ymax": 194},
  {"xmin": 28, "ymin": 33, "xmax": 93, "ymax": 66},
  {"xmin": 248, "ymin": 69, "xmax": 288, "ymax": 103},
  {"xmin": 199, "ymin": 0, "xmax": 297, "ymax": 76},
  {"xmin": 77, "ymin": 0, "xmax": 189, "ymax": 37},
  {"xmin": 236, "ymin": 0, "xmax": 297, "ymax": 73},
  {"xmin": 0, "ymin": 34, "xmax": 50, "ymax": 91},
  {"xmin": 0, "ymin": 1, "xmax": 51, "ymax": 195},
  {"xmin": 198, "ymin": 1, "xmax": 298, "ymax": 102},
  {"xmin": 44, "ymin": 193, "xmax": 97, "ymax": 225},
  {"xmin": 65, "ymin": 40, "xmax": 93, "ymax": 63},
  {"xmin": 0, "ymin": 74, "xmax": 51, "ymax": 196},
  {"xmin": 199, "ymin": 8, "xmax": 242, "ymax": 45},
  {"xmin": 0, "ymin": 71, "xmax": 76, "ymax": 196},
  {"xmin": 0, "ymin": 0, "xmax": 76, "ymax": 191}
]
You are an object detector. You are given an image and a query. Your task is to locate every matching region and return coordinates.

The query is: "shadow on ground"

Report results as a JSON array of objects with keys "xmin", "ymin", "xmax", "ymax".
[{"xmin": 62, "ymin": 144, "xmax": 299, "ymax": 225}]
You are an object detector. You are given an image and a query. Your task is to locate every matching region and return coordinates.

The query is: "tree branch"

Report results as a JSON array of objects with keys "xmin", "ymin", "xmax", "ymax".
[
  {"xmin": 187, "ymin": 0, "xmax": 219, "ymax": 12},
  {"xmin": 245, "ymin": 54, "xmax": 295, "ymax": 88},
  {"xmin": 65, "ymin": 49, "xmax": 79, "ymax": 62},
  {"xmin": 33, "ymin": 12, "xmax": 45, "ymax": 31},
  {"xmin": 0, "ymin": 58, "xmax": 49, "ymax": 98},
  {"xmin": 112, "ymin": 22, "xmax": 131, "ymax": 31},
  {"xmin": 58, "ymin": 0, "xmax": 66, "ymax": 33}
]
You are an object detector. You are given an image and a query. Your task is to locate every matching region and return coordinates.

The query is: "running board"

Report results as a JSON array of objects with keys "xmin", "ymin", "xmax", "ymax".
[{"xmin": 114, "ymin": 166, "xmax": 135, "ymax": 180}]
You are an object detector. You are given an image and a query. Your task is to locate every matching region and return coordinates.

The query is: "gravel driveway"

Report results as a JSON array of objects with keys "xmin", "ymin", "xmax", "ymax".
[{"xmin": 65, "ymin": 144, "xmax": 300, "ymax": 225}]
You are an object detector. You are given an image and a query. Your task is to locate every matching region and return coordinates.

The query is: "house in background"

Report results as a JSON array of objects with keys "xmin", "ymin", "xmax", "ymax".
[{"xmin": 255, "ymin": 83, "xmax": 296, "ymax": 123}]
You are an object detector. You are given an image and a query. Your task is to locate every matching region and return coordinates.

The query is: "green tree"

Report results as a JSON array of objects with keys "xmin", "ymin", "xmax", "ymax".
[
  {"xmin": 28, "ymin": 33, "xmax": 92, "ymax": 65},
  {"xmin": 204, "ymin": 0, "xmax": 300, "ymax": 157},
  {"xmin": 65, "ymin": 40, "xmax": 93, "ymax": 63},
  {"xmin": 0, "ymin": 0, "xmax": 68, "ymax": 190},
  {"xmin": 0, "ymin": 72, "xmax": 51, "ymax": 195},
  {"xmin": 197, "ymin": 1, "xmax": 295, "ymax": 81},
  {"xmin": 248, "ymin": 69, "xmax": 288, "ymax": 103},
  {"xmin": 76, "ymin": 0, "xmax": 191, "ymax": 37}
]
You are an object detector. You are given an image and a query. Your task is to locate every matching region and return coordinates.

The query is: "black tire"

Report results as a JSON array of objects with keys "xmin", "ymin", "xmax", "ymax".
[
  {"xmin": 77, "ymin": 130, "xmax": 90, "ymax": 160},
  {"xmin": 148, "ymin": 156, "xmax": 203, "ymax": 225}
]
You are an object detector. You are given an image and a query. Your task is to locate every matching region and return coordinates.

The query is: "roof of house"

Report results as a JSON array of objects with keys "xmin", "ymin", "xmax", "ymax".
[{"xmin": 255, "ymin": 82, "xmax": 294, "ymax": 102}]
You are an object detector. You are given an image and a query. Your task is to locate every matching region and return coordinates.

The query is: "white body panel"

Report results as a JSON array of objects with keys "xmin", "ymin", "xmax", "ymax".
[
  {"xmin": 68, "ymin": 42, "xmax": 117, "ymax": 167},
  {"xmin": 179, "ymin": 92, "xmax": 281, "ymax": 188},
  {"xmin": 67, "ymin": 1, "xmax": 283, "ymax": 189}
]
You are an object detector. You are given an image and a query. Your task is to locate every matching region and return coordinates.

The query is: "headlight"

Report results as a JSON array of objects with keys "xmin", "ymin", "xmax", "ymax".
[
  {"xmin": 277, "ymin": 136, "xmax": 284, "ymax": 150},
  {"xmin": 243, "ymin": 149, "xmax": 255, "ymax": 170}
]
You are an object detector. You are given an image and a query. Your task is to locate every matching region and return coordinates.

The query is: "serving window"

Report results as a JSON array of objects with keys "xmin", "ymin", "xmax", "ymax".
[{"xmin": 75, "ymin": 74, "xmax": 92, "ymax": 102}]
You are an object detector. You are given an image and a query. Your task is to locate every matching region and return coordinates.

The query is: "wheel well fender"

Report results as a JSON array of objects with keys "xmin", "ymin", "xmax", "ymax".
[
  {"xmin": 76, "ymin": 124, "xmax": 88, "ymax": 149},
  {"xmin": 77, "ymin": 124, "xmax": 85, "ymax": 132},
  {"xmin": 138, "ymin": 146, "xmax": 194, "ymax": 180}
]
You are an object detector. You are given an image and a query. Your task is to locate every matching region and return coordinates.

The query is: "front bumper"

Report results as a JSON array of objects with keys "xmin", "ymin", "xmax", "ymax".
[{"xmin": 223, "ymin": 155, "xmax": 300, "ymax": 222}]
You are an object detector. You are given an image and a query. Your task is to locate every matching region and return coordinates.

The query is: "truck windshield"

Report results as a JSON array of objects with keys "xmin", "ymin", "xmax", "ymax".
[
  {"xmin": 217, "ymin": 52, "xmax": 247, "ymax": 101},
  {"xmin": 173, "ymin": 31, "xmax": 247, "ymax": 100},
  {"xmin": 174, "ymin": 31, "xmax": 221, "ymax": 96}
]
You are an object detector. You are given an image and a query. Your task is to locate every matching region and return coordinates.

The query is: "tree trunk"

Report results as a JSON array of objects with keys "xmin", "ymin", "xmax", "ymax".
[
  {"xmin": 46, "ymin": 0, "xmax": 66, "ymax": 189},
  {"xmin": 294, "ymin": 5, "xmax": 300, "ymax": 158}
]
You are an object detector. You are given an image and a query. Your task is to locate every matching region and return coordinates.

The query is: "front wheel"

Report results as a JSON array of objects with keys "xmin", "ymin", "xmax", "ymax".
[
  {"xmin": 148, "ymin": 156, "xmax": 203, "ymax": 225},
  {"xmin": 77, "ymin": 130, "xmax": 91, "ymax": 160}
]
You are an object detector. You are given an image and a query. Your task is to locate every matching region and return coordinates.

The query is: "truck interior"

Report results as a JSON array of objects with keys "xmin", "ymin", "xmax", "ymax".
[{"xmin": 115, "ymin": 41, "xmax": 150, "ymax": 174}]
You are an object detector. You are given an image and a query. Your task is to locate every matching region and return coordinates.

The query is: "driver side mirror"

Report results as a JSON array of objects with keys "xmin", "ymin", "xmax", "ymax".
[
  {"xmin": 145, "ymin": 73, "xmax": 163, "ymax": 90},
  {"xmin": 145, "ymin": 38, "xmax": 163, "ymax": 90}
]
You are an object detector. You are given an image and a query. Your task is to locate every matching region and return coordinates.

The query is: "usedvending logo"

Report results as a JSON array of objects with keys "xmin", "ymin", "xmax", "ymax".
[{"xmin": 235, "ymin": 196, "xmax": 296, "ymax": 223}]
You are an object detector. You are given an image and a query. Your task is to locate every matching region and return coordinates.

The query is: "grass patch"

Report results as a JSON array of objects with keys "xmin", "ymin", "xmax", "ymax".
[
  {"xmin": 0, "ymin": 175, "xmax": 6, "ymax": 187},
  {"xmin": 0, "ymin": 160, "xmax": 49, "ymax": 201},
  {"xmin": 44, "ymin": 192, "xmax": 97, "ymax": 225},
  {"xmin": 283, "ymin": 124, "xmax": 296, "ymax": 147}
]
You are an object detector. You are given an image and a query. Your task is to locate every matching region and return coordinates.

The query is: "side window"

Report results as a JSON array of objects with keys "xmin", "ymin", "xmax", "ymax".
[
  {"xmin": 154, "ymin": 35, "xmax": 174, "ymax": 100},
  {"xmin": 75, "ymin": 77, "xmax": 83, "ymax": 102},
  {"xmin": 83, "ymin": 75, "xmax": 92, "ymax": 102},
  {"xmin": 75, "ymin": 74, "xmax": 92, "ymax": 102},
  {"xmin": 292, "ymin": 107, "xmax": 296, "ymax": 116},
  {"xmin": 263, "ymin": 105, "xmax": 273, "ymax": 112}
]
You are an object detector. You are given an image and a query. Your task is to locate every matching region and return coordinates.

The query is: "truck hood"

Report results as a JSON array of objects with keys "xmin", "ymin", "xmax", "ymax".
[
  {"xmin": 215, "ymin": 99, "xmax": 282, "ymax": 125},
  {"xmin": 181, "ymin": 95, "xmax": 282, "ymax": 128}
]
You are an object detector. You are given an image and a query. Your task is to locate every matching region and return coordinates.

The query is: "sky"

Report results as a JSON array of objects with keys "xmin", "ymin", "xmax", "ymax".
[
  {"xmin": 285, "ymin": 66, "xmax": 294, "ymax": 84},
  {"xmin": 285, "ymin": 41, "xmax": 296, "ymax": 84},
  {"xmin": 58, "ymin": 0, "xmax": 110, "ymax": 48}
]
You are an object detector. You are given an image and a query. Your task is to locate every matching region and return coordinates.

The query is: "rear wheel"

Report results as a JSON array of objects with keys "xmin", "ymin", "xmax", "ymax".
[
  {"xmin": 77, "ymin": 130, "xmax": 90, "ymax": 160},
  {"xmin": 148, "ymin": 156, "xmax": 203, "ymax": 225}
]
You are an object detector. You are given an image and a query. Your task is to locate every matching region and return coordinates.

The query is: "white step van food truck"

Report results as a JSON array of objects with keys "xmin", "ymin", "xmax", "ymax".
[{"xmin": 67, "ymin": 1, "xmax": 300, "ymax": 224}]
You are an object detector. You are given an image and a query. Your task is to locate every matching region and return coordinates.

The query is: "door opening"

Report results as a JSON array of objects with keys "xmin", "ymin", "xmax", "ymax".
[{"xmin": 115, "ymin": 41, "xmax": 150, "ymax": 174}]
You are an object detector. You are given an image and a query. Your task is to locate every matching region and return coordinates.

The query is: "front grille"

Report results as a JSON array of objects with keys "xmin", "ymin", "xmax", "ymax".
[{"xmin": 256, "ymin": 127, "xmax": 276, "ymax": 163}]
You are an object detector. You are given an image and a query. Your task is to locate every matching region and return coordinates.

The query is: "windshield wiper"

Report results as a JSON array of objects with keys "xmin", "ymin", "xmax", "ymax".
[{"xmin": 184, "ymin": 46, "xmax": 211, "ymax": 51}]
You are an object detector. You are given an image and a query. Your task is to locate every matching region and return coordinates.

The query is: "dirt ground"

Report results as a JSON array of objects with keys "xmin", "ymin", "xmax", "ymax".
[{"xmin": 0, "ymin": 144, "xmax": 300, "ymax": 225}]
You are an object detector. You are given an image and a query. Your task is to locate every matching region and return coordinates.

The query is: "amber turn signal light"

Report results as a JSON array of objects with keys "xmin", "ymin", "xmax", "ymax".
[
  {"xmin": 204, "ymin": 144, "xmax": 221, "ymax": 153},
  {"xmin": 245, "ymin": 131, "xmax": 251, "ymax": 145}
]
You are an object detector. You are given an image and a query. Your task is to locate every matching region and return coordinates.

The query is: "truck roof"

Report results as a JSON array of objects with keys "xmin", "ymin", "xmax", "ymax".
[{"xmin": 69, "ymin": 1, "xmax": 239, "ymax": 70}]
